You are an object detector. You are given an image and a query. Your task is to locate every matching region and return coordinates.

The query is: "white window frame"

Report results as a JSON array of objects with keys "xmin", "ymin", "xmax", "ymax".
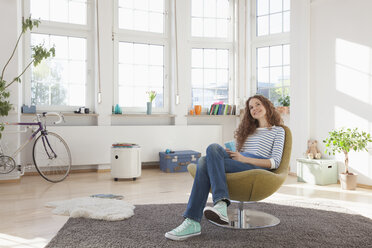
[
  {"xmin": 113, "ymin": 0, "xmax": 170, "ymax": 113},
  {"xmin": 250, "ymin": 0, "xmax": 290, "ymax": 98},
  {"xmin": 188, "ymin": 0, "xmax": 235, "ymax": 107},
  {"xmin": 22, "ymin": 0, "xmax": 94, "ymax": 112}
]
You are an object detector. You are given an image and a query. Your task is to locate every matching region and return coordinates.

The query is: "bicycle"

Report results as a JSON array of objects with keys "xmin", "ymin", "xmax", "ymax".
[{"xmin": 0, "ymin": 112, "xmax": 72, "ymax": 183}]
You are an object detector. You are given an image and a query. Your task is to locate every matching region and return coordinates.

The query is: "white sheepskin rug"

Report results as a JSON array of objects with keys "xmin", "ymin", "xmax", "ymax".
[{"xmin": 45, "ymin": 197, "xmax": 135, "ymax": 221}]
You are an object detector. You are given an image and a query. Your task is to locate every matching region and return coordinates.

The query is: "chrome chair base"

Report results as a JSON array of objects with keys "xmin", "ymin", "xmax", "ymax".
[{"xmin": 208, "ymin": 202, "xmax": 280, "ymax": 229}]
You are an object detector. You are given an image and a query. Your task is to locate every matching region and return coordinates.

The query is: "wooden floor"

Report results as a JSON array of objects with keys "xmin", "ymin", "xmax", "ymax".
[{"xmin": 1, "ymin": 169, "xmax": 372, "ymax": 248}]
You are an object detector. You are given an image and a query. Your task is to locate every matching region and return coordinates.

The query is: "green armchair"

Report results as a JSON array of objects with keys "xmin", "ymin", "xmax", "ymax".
[{"xmin": 187, "ymin": 126, "xmax": 292, "ymax": 229}]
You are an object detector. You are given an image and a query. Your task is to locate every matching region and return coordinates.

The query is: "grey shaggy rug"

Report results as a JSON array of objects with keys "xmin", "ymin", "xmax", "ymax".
[{"xmin": 46, "ymin": 202, "xmax": 372, "ymax": 248}]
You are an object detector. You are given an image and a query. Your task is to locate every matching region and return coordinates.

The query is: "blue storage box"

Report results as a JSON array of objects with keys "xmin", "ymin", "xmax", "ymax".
[
  {"xmin": 159, "ymin": 150, "xmax": 201, "ymax": 173},
  {"xmin": 21, "ymin": 104, "xmax": 36, "ymax": 114}
]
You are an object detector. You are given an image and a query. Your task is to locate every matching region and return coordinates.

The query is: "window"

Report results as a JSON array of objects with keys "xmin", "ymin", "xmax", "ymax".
[
  {"xmin": 118, "ymin": 42, "xmax": 164, "ymax": 107},
  {"xmin": 191, "ymin": 0, "xmax": 230, "ymax": 38},
  {"xmin": 252, "ymin": 0, "xmax": 290, "ymax": 106},
  {"xmin": 30, "ymin": 0, "xmax": 87, "ymax": 25},
  {"xmin": 190, "ymin": 0, "xmax": 233, "ymax": 108},
  {"xmin": 118, "ymin": 0, "xmax": 165, "ymax": 33},
  {"xmin": 24, "ymin": 0, "xmax": 92, "ymax": 110},
  {"xmin": 256, "ymin": 0, "xmax": 290, "ymax": 36},
  {"xmin": 115, "ymin": 0, "xmax": 168, "ymax": 111},
  {"xmin": 191, "ymin": 48, "xmax": 229, "ymax": 107},
  {"xmin": 256, "ymin": 44, "xmax": 290, "ymax": 104},
  {"xmin": 30, "ymin": 34, "xmax": 87, "ymax": 106}
]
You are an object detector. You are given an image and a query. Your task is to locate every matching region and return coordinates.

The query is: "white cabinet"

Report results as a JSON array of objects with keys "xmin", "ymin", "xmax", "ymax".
[
  {"xmin": 296, "ymin": 158, "xmax": 338, "ymax": 185},
  {"xmin": 111, "ymin": 147, "xmax": 141, "ymax": 181}
]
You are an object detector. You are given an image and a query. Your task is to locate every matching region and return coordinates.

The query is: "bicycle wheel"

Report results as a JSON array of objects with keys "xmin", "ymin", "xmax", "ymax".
[
  {"xmin": 0, "ymin": 155, "xmax": 16, "ymax": 174},
  {"xmin": 33, "ymin": 132, "xmax": 71, "ymax": 183}
]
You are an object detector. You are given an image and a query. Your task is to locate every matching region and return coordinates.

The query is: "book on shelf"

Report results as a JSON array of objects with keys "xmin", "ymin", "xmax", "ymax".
[
  {"xmin": 224, "ymin": 104, "xmax": 229, "ymax": 115},
  {"xmin": 209, "ymin": 104, "xmax": 215, "ymax": 115},
  {"xmin": 217, "ymin": 104, "xmax": 221, "ymax": 115},
  {"xmin": 207, "ymin": 103, "xmax": 237, "ymax": 115},
  {"xmin": 214, "ymin": 104, "xmax": 220, "ymax": 115}
]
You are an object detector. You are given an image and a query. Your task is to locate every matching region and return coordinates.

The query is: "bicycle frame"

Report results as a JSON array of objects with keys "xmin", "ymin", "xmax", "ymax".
[
  {"xmin": 3, "ymin": 121, "xmax": 44, "ymax": 158},
  {"xmin": 1, "ymin": 112, "xmax": 69, "ymax": 181}
]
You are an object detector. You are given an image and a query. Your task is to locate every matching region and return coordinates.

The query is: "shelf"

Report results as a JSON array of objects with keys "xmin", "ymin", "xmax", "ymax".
[
  {"xmin": 22, "ymin": 113, "xmax": 99, "ymax": 117},
  {"xmin": 111, "ymin": 114, "xmax": 176, "ymax": 118}
]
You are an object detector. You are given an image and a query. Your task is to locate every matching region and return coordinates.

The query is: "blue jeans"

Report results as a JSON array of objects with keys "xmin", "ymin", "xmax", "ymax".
[{"xmin": 183, "ymin": 143, "xmax": 270, "ymax": 222}]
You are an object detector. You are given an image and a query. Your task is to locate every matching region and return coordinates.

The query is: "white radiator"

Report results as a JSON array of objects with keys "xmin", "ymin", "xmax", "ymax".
[{"xmin": 26, "ymin": 125, "xmax": 223, "ymax": 166}]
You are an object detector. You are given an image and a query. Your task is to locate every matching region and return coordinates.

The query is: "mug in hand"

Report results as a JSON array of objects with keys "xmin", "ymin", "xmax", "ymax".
[{"xmin": 224, "ymin": 141, "xmax": 236, "ymax": 152}]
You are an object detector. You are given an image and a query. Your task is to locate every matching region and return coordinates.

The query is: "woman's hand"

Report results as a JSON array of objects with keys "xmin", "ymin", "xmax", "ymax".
[{"xmin": 226, "ymin": 149, "xmax": 247, "ymax": 163}]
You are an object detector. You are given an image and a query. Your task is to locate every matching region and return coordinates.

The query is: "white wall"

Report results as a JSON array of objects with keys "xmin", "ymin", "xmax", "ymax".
[
  {"xmin": 0, "ymin": 0, "xmax": 22, "ymax": 161},
  {"xmin": 290, "ymin": 0, "xmax": 311, "ymax": 174},
  {"xmin": 47, "ymin": 125, "xmax": 222, "ymax": 164},
  {"xmin": 308, "ymin": 0, "xmax": 372, "ymax": 185}
]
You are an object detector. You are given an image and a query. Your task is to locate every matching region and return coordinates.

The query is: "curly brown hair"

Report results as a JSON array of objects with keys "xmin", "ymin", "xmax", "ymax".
[{"xmin": 234, "ymin": 95, "xmax": 283, "ymax": 152}]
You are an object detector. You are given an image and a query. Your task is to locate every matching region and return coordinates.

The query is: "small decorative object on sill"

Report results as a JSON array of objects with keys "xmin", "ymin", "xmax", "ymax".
[
  {"xmin": 276, "ymin": 106, "xmax": 290, "ymax": 115},
  {"xmin": 21, "ymin": 104, "xmax": 36, "ymax": 114},
  {"xmin": 188, "ymin": 106, "xmax": 194, "ymax": 115},
  {"xmin": 277, "ymin": 95, "xmax": 290, "ymax": 115},
  {"xmin": 146, "ymin": 102, "xmax": 152, "ymax": 115},
  {"xmin": 194, "ymin": 105, "xmax": 202, "ymax": 115},
  {"xmin": 146, "ymin": 90, "xmax": 157, "ymax": 115},
  {"xmin": 74, "ymin": 107, "xmax": 86, "ymax": 114},
  {"xmin": 114, "ymin": 104, "xmax": 122, "ymax": 114}
]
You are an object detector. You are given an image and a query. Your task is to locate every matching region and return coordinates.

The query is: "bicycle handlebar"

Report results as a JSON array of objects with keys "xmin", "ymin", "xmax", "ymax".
[{"xmin": 39, "ymin": 112, "xmax": 64, "ymax": 124}]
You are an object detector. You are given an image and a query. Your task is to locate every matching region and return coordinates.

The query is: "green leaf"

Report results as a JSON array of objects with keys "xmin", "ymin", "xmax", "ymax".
[
  {"xmin": 323, "ymin": 127, "xmax": 372, "ymax": 156},
  {"xmin": 1, "ymin": 16, "xmax": 48, "ymax": 118}
]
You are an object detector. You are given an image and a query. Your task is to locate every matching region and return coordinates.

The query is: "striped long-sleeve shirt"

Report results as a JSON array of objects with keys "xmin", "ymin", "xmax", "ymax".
[{"xmin": 241, "ymin": 126, "xmax": 285, "ymax": 169}]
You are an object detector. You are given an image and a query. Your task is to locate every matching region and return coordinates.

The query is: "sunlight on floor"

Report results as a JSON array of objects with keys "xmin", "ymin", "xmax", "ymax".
[
  {"xmin": 283, "ymin": 182, "xmax": 372, "ymax": 196},
  {"xmin": 0, "ymin": 233, "xmax": 47, "ymax": 248}
]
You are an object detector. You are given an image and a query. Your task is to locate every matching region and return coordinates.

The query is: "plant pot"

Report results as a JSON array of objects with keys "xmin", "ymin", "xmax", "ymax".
[
  {"xmin": 276, "ymin": 106, "xmax": 290, "ymax": 115},
  {"xmin": 146, "ymin": 102, "xmax": 152, "ymax": 115},
  {"xmin": 339, "ymin": 173, "xmax": 358, "ymax": 190}
]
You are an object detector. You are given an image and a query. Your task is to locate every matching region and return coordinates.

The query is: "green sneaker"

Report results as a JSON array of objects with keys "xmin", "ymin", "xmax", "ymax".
[
  {"xmin": 203, "ymin": 201, "xmax": 229, "ymax": 225},
  {"xmin": 165, "ymin": 218, "xmax": 201, "ymax": 241}
]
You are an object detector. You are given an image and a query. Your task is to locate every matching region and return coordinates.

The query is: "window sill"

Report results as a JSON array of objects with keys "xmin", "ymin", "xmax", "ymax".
[
  {"xmin": 185, "ymin": 115, "xmax": 240, "ymax": 118},
  {"xmin": 22, "ymin": 113, "xmax": 99, "ymax": 117},
  {"xmin": 111, "ymin": 114, "xmax": 176, "ymax": 118}
]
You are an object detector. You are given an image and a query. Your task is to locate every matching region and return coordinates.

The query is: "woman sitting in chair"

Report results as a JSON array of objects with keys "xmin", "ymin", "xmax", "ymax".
[{"xmin": 165, "ymin": 95, "xmax": 285, "ymax": 241}]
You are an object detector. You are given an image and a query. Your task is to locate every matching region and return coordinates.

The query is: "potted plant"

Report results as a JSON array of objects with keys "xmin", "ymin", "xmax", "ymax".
[
  {"xmin": 0, "ymin": 16, "xmax": 55, "ymax": 138},
  {"xmin": 277, "ymin": 95, "xmax": 290, "ymax": 115},
  {"xmin": 146, "ymin": 90, "xmax": 156, "ymax": 115},
  {"xmin": 323, "ymin": 127, "xmax": 372, "ymax": 190}
]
